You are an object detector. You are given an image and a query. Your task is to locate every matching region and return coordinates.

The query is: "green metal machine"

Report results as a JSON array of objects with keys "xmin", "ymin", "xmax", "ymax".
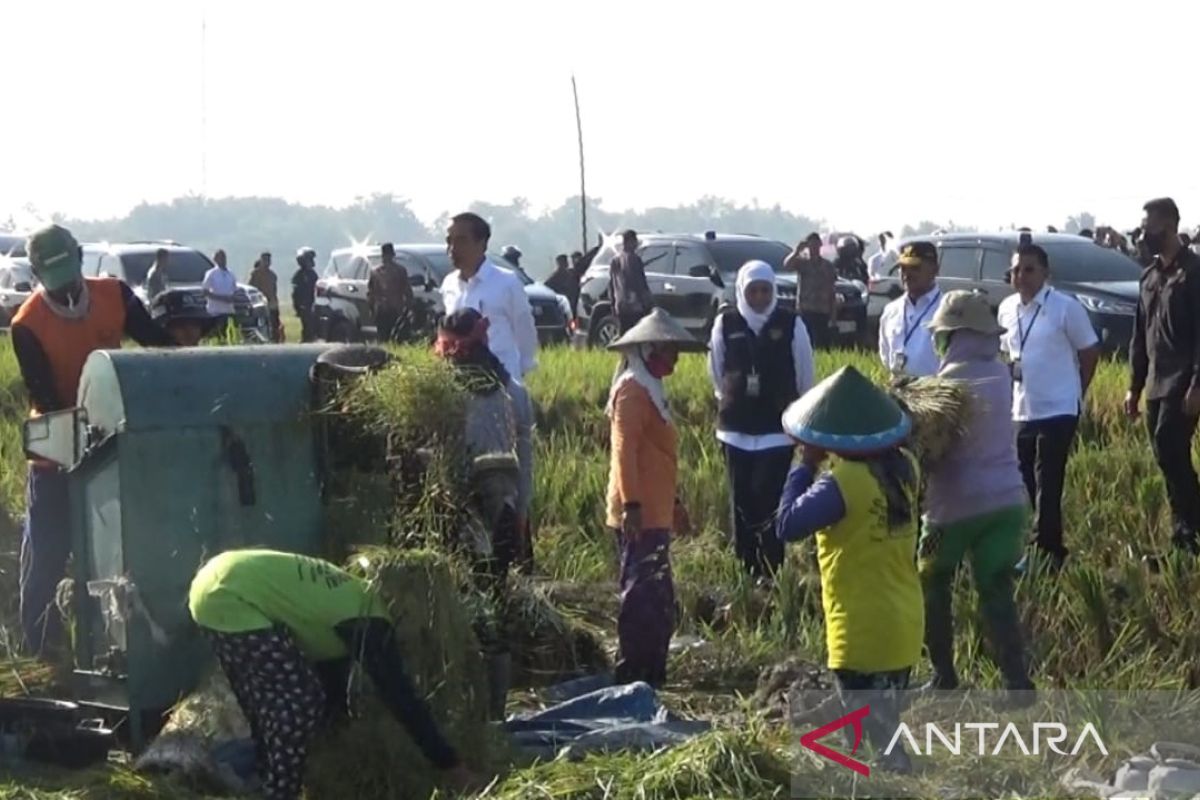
[{"xmin": 24, "ymin": 344, "xmax": 335, "ymax": 745}]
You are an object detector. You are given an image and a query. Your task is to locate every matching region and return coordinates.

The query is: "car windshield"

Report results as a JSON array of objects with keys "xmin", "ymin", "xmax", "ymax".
[
  {"xmin": 122, "ymin": 250, "xmax": 213, "ymax": 285},
  {"xmin": 708, "ymin": 239, "xmax": 794, "ymax": 275},
  {"xmin": 1041, "ymin": 243, "xmax": 1144, "ymax": 283},
  {"xmin": 0, "ymin": 235, "xmax": 26, "ymax": 258}
]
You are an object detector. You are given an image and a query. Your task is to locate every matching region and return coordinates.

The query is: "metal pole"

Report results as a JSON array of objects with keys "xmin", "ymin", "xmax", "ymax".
[
  {"xmin": 200, "ymin": 3, "xmax": 208, "ymax": 197},
  {"xmin": 571, "ymin": 75, "xmax": 587, "ymax": 254}
]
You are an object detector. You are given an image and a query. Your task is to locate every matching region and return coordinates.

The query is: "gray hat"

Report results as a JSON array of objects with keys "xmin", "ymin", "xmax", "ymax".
[{"xmin": 607, "ymin": 308, "xmax": 707, "ymax": 352}]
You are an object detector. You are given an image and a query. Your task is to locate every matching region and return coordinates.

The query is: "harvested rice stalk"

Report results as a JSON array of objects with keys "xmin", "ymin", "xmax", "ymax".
[
  {"xmin": 889, "ymin": 376, "xmax": 974, "ymax": 470},
  {"xmin": 304, "ymin": 547, "xmax": 499, "ymax": 800},
  {"xmin": 505, "ymin": 579, "xmax": 610, "ymax": 686}
]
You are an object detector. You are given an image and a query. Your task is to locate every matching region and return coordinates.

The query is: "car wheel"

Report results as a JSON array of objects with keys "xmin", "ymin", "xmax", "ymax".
[
  {"xmin": 592, "ymin": 314, "xmax": 619, "ymax": 348},
  {"xmin": 328, "ymin": 318, "xmax": 354, "ymax": 343}
]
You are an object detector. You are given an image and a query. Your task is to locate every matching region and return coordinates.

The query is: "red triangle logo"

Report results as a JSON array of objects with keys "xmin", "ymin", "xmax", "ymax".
[{"xmin": 799, "ymin": 704, "xmax": 871, "ymax": 776}]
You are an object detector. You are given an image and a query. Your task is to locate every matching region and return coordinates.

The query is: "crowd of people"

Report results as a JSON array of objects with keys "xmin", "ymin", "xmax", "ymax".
[{"xmin": 10, "ymin": 193, "xmax": 1200, "ymax": 789}]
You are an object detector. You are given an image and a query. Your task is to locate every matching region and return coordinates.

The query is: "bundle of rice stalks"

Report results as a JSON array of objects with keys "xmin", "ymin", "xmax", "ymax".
[
  {"xmin": 305, "ymin": 547, "xmax": 498, "ymax": 800},
  {"xmin": 888, "ymin": 375, "xmax": 974, "ymax": 470},
  {"xmin": 504, "ymin": 580, "xmax": 610, "ymax": 686},
  {"xmin": 333, "ymin": 351, "xmax": 474, "ymax": 550},
  {"xmin": 479, "ymin": 724, "xmax": 793, "ymax": 800}
]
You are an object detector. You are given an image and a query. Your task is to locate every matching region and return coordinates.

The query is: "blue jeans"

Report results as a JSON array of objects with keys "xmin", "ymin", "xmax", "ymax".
[{"xmin": 20, "ymin": 465, "xmax": 71, "ymax": 656}]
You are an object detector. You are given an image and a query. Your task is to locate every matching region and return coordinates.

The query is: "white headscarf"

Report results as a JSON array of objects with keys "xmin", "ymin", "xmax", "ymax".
[
  {"xmin": 735, "ymin": 260, "xmax": 777, "ymax": 336},
  {"xmin": 605, "ymin": 344, "xmax": 670, "ymax": 423}
]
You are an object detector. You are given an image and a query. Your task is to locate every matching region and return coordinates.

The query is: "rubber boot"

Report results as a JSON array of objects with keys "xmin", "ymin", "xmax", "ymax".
[
  {"xmin": 977, "ymin": 572, "xmax": 1035, "ymax": 705},
  {"xmin": 921, "ymin": 569, "xmax": 960, "ymax": 690},
  {"xmin": 486, "ymin": 651, "xmax": 512, "ymax": 721}
]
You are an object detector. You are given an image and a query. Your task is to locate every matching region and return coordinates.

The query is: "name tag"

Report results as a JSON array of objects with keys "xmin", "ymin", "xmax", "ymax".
[
  {"xmin": 1010, "ymin": 359, "xmax": 1023, "ymax": 383},
  {"xmin": 746, "ymin": 373, "xmax": 761, "ymax": 397}
]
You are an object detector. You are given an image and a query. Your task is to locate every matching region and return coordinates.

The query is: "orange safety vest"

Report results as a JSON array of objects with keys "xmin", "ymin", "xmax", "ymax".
[{"xmin": 12, "ymin": 278, "xmax": 127, "ymax": 416}]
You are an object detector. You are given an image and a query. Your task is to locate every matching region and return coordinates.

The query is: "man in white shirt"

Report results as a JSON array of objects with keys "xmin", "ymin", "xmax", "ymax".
[
  {"xmin": 878, "ymin": 241, "xmax": 943, "ymax": 378},
  {"xmin": 998, "ymin": 244, "xmax": 1100, "ymax": 571},
  {"xmin": 442, "ymin": 212, "xmax": 539, "ymax": 572},
  {"xmin": 867, "ymin": 231, "xmax": 897, "ymax": 281},
  {"xmin": 202, "ymin": 249, "xmax": 239, "ymax": 332}
]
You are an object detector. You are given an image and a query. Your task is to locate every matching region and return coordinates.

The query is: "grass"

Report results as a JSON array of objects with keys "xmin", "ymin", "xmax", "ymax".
[{"xmin": 0, "ymin": 338, "xmax": 1197, "ymax": 797}]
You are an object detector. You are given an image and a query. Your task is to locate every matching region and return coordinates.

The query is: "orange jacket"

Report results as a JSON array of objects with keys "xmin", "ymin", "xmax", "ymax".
[
  {"xmin": 12, "ymin": 278, "xmax": 126, "ymax": 415},
  {"xmin": 606, "ymin": 380, "xmax": 679, "ymax": 531}
]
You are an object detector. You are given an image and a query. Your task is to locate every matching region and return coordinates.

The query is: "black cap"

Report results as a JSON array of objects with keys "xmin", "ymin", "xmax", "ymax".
[
  {"xmin": 896, "ymin": 241, "xmax": 938, "ymax": 267},
  {"xmin": 1143, "ymin": 197, "xmax": 1181, "ymax": 222},
  {"xmin": 805, "ymin": 232, "xmax": 823, "ymax": 245}
]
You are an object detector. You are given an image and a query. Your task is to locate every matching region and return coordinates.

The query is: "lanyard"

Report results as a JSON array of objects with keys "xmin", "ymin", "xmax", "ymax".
[
  {"xmin": 1016, "ymin": 291, "xmax": 1047, "ymax": 354},
  {"xmin": 903, "ymin": 290, "xmax": 941, "ymax": 348}
]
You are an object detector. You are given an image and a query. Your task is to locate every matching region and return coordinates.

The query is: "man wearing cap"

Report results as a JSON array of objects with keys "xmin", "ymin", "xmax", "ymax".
[
  {"xmin": 1126, "ymin": 197, "xmax": 1200, "ymax": 555},
  {"xmin": 920, "ymin": 290, "xmax": 1034, "ymax": 696},
  {"xmin": 13, "ymin": 224, "xmax": 176, "ymax": 656},
  {"xmin": 292, "ymin": 247, "xmax": 319, "ymax": 343},
  {"xmin": 606, "ymin": 308, "xmax": 703, "ymax": 687},
  {"xmin": 998, "ymin": 244, "xmax": 1100, "ymax": 572},
  {"xmin": 786, "ymin": 233, "xmax": 838, "ymax": 350},
  {"xmin": 368, "ymin": 243, "xmax": 414, "ymax": 344},
  {"xmin": 878, "ymin": 242, "xmax": 943, "ymax": 378}
]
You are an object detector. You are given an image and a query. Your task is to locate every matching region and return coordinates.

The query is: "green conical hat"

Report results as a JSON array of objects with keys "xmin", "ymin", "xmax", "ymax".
[{"xmin": 781, "ymin": 365, "xmax": 911, "ymax": 453}]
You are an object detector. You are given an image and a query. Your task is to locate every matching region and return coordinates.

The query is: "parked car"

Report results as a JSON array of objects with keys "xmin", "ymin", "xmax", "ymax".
[
  {"xmin": 313, "ymin": 244, "xmax": 572, "ymax": 345},
  {"xmin": 872, "ymin": 232, "xmax": 1142, "ymax": 354},
  {"xmin": 574, "ymin": 232, "xmax": 868, "ymax": 347},
  {"xmin": 0, "ymin": 256, "xmax": 35, "ymax": 327},
  {"xmin": 81, "ymin": 242, "xmax": 272, "ymax": 343},
  {"xmin": 0, "ymin": 232, "xmax": 27, "ymax": 258}
]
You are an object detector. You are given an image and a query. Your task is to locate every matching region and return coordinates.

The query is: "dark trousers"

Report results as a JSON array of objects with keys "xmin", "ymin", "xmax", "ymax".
[
  {"xmin": 724, "ymin": 444, "xmax": 792, "ymax": 578},
  {"xmin": 833, "ymin": 668, "xmax": 912, "ymax": 773},
  {"xmin": 613, "ymin": 528, "xmax": 674, "ymax": 688},
  {"xmin": 208, "ymin": 626, "xmax": 326, "ymax": 800},
  {"xmin": 20, "ymin": 466, "xmax": 70, "ymax": 656},
  {"xmin": 617, "ymin": 308, "xmax": 649, "ymax": 335},
  {"xmin": 298, "ymin": 308, "xmax": 317, "ymax": 343},
  {"xmin": 374, "ymin": 309, "xmax": 400, "ymax": 344},
  {"xmin": 268, "ymin": 309, "xmax": 282, "ymax": 342},
  {"xmin": 800, "ymin": 312, "xmax": 832, "ymax": 349},
  {"xmin": 1016, "ymin": 414, "xmax": 1078, "ymax": 562},
  {"xmin": 1147, "ymin": 399, "xmax": 1200, "ymax": 551}
]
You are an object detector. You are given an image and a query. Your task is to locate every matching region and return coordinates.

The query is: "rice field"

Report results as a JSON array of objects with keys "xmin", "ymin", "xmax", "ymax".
[{"xmin": 0, "ymin": 338, "xmax": 1196, "ymax": 798}]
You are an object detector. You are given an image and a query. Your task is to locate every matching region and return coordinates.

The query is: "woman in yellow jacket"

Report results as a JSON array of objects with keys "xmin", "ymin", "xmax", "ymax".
[
  {"xmin": 775, "ymin": 366, "xmax": 924, "ymax": 774},
  {"xmin": 605, "ymin": 309, "xmax": 704, "ymax": 687}
]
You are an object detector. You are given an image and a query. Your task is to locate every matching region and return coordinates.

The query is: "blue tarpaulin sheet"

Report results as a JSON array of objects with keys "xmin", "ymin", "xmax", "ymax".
[{"xmin": 503, "ymin": 679, "xmax": 711, "ymax": 760}]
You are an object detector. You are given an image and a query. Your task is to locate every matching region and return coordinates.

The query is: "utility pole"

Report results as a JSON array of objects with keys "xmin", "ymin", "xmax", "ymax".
[
  {"xmin": 571, "ymin": 75, "xmax": 587, "ymax": 254},
  {"xmin": 200, "ymin": 2, "xmax": 208, "ymax": 197}
]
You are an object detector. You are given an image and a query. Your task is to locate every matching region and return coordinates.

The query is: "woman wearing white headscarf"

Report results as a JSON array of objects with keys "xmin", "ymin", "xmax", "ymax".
[
  {"xmin": 708, "ymin": 260, "xmax": 816, "ymax": 579},
  {"xmin": 605, "ymin": 308, "xmax": 705, "ymax": 687}
]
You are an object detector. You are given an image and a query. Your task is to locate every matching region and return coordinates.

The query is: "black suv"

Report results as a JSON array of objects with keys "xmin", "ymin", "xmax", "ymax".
[
  {"xmin": 313, "ymin": 244, "xmax": 572, "ymax": 345},
  {"xmin": 876, "ymin": 232, "xmax": 1141, "ymax": 354},
  {"xmin": 575, "ymin": 232, "xmax": 868, "ymax": 347},
  {"xmin": 81, "ymin": 242, "xmax": 273, "ymax": 342}
]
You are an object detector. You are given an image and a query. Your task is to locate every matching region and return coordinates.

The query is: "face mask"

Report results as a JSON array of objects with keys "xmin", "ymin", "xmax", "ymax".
[
  {"xmin": 934, "ymin": 331, "xmax": 952, "ymax": 357},
  {"xmin": 643, "ymin": 352, "xmax": 676, "ymax": 378}
]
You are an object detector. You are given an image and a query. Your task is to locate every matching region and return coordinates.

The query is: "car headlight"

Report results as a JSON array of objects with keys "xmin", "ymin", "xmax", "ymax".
[
  {"xmin": 245, "ymin": 288, "xmax": 267, "ymax": 308},
  {"xmin": 1075, "ymin": 293, "xmax": 1136, "ymax": 316}
]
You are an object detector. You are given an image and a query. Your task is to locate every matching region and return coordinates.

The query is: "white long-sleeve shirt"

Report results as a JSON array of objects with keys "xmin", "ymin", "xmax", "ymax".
[
  {"xmin": 708, "ymin": 312, "xmax": 816, "ymax": 451},
  {"xmin": 878, "ymin": 285, "xmax": 943, "ymax": 378},
  {"xmin": 441, "ymin": 259, "xmax": 538, "ymax": 381}
]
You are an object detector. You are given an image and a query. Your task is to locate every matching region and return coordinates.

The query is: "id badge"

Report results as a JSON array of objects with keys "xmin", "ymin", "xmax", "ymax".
[
  {"xmin": 1010, "ymin": 359, "xmax": 1023, "ymax": 383},
  {"xmin": 891, "ymin": 352, "xmax": 908, "ymax": 374},
  {"xmin": 746, "ymin": 373, "xmax": 762, "ymax": 398}
]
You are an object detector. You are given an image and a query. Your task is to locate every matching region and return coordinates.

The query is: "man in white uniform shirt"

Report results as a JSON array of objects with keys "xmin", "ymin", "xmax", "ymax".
[
  {"xmin": 442, "ymin": 212, "xmax": 539, "ymax": 572},
  {"xmin": 202, "ymin": 249, "xmax": 239, "ymax": 331},
  {"xmin": 998, "ymin": 244, "xmax": 1100, "ymax": 571},
  {"xmin": 878, "ymin": 241, "xmax": 943, "ymax": 377},
  {"xmin": 867, "ymin": 231, "xmax": 897, "ymax": 281}
]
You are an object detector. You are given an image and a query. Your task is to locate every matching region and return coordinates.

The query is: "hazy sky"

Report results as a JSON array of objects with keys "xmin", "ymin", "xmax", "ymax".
[{"xmin": 7, "ymin": 0, "xmax": 1198, "ymax": 233}]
